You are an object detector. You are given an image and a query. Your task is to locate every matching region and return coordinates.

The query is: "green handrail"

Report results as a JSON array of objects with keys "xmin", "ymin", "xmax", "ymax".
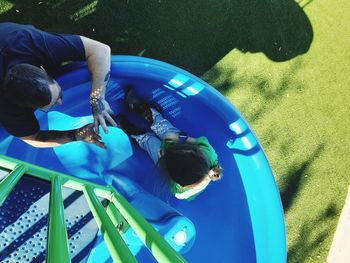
[
  {"xmin": 47, "ymin": 174, "xmax": 70, "ymax": 263},
  {"xmin": 0, "ymin": 154, "xmax": 113, "ymax": 198},
  {"xmin": 0, "ymin": 154, "xmax": 187, "ymax": 263},
  {"xmin": 106, "ymin": 200, "xmax": 130, "ymax": 234},
  {"xmin": 0, "ymin": 164, "xmax": 26, "ymax": 206},
  {"xmin": 83, "ymin": 185, "xmax": 137, "ymax": 263},
  {"xmin": 111, "ymin": 191, "xmax": 187, "ymax": 263}
]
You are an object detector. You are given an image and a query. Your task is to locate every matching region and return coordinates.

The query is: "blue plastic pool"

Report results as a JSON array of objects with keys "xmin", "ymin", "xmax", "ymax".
[{"xmin": 0, "ymin": 55, "xmax": 286, "ymax": 262}]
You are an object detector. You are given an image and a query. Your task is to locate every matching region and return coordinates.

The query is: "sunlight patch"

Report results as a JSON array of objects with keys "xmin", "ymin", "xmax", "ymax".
[
  {"xmin": 70, "ymin": 0, "xmax": 98, "ymax": 21},
  {"xmin": 0, "ymin": 2, "xmax": 14, "ymax": 15}
]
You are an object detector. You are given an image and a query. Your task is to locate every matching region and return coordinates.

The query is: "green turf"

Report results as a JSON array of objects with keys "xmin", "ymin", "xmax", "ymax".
[{"xmin": 1, "ymin": 0, "xmax": 349, "ymax": 262}]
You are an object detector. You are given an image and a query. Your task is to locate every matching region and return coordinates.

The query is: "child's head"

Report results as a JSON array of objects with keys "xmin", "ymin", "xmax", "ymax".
[{"xmin": 159, "ymin": 142, "xmax": 222, "ymax": 189}]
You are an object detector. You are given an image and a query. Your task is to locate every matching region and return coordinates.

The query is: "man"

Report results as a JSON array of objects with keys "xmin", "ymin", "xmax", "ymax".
[{"xmin": 0, "ymin": 22, "xmax": 117, "ymax": 149}]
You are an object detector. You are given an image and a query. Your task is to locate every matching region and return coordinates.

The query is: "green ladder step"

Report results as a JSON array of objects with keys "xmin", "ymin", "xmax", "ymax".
[{"xmin": 0, "ymin": 154, "xmax": 187, "ymax": 263}]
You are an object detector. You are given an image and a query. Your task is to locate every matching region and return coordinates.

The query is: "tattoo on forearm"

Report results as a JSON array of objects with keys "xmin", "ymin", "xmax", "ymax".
[
  {"xmin": 33, "ymin": 126, "xmax": 97, "ymax": 144},
  {"xmin": 90, "ymin": 96, "xmax": 104, "ymax": 115},
  {"xmin": 90, "ymin": 88, "xmax": 103, "ymax": 98},
  {"xmin": 35, "ymin": 130, "xmax": 75, "ymax": 142},
  {"xmin": 104, "ymin": 70, "xmax": 111, "ymax": 83},
  {"xmin": 68, "ymin": 130, "xmax": 77, "ymax": 141},
  {"xmin": 90, "ymin": 88, "xmax": 105, "ymax": 115},
  {"xmin": 75, "ymin": 124, "xmax": 95, "ymax": 142}
]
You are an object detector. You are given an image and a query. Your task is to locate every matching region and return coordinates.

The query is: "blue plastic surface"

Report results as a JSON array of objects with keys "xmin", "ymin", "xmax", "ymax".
[
  {"xmin": 0, "ymin": 55, "xmax": 286, "ymax": 262},
  {"xmin": 87, "ymin": 175, "xmax": 196, "ymax": 262}
]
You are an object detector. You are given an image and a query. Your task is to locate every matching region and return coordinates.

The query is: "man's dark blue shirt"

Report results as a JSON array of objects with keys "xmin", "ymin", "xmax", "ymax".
[{"xmin": 0, "ymin": 22, "xmax": 85, "ymax": 137}]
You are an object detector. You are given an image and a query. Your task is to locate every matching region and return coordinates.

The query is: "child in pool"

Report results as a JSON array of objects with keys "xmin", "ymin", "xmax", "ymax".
[{"xmin": 115, "ymin": 88, "xmax": 222, "ymax": 200}]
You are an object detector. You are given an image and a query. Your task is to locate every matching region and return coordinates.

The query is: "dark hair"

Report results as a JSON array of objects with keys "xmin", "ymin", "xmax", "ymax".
[
  {"xmin": 2, "ymin": 64, "xmax": 53, "ymax": 108},
  {"xmin": 158, "ymin": 142, "xmax": 211, "ymax": 187}
]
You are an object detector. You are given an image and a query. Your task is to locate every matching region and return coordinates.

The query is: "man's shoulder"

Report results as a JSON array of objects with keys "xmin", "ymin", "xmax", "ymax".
[
  {"xmin": 0, "ymin": 22, "xmax": 44, "ymax": 55},
  {"xmin": 0, "ymin": 22, "xmax": 37, "ymax": 38}
]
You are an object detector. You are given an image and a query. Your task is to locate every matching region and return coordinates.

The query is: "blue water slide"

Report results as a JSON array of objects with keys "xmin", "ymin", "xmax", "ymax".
[{"xmin": 0, "ymin": 55, "xmax": 286, "ymax": 262}]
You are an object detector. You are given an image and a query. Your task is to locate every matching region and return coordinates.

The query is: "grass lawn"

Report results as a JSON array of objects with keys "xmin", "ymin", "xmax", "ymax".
[{"xmin": 1, "ymin": 0, "xmax": 349, "ymax": 262}]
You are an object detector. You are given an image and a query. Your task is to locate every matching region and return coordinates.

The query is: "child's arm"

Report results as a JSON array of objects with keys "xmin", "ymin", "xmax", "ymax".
[{"xmin": 164, "ymin": 132, "xmax": 196, "ymax": 143}]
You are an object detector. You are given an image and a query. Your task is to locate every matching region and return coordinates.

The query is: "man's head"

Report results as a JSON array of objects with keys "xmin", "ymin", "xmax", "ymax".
[{"xmin": 2, "ymin": 63, "xmax": 62, "ymax": 110}]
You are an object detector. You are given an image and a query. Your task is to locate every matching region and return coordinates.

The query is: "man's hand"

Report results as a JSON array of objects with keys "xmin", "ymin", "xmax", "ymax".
[
  {"xmin": 90, "ymin": 96, "xmax": 117, "ymax": 134},
  {"xmin": 74, "ymin": 123, "xmax": 106, "ymax": 149}
]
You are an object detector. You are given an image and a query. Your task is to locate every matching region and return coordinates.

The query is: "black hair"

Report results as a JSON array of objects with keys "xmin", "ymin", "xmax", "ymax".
[
  {"xmin": 158, "ymin": 142, "xmax": 211, "ymax": 187},
  {"xmin": 2, "ymin": 64, "xmax": 53, "ymax": 108}
]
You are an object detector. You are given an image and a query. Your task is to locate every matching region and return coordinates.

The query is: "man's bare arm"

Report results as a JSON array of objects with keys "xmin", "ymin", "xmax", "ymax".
[
  {"xmin": 19, "ymin": 124, "xmax": 105, "ymax": 148},
  {"xmin": 20, "ymin": 130, "xmax": 76, "ymax": 147},
  {"xmin": 80, "ymin": 36, "xmax": 117, "ymax": 134}
]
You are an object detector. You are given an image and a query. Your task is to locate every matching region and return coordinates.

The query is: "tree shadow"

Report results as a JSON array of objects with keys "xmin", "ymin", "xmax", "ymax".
[
  {"xmin": 0, "ymin": 0, "xmax": 313, "ymax": 75},
  {"xmin": 202, "ymin": 66, "xmax": 239, "ymax": 94},
  {"xmin": 287, "ymin": 202, "xmax": 339, "ymax": 263},
  {"xmin": 280, "ymin": 143, "xmax": 325, "ymax": 212},
  {"xmin": 203, "ymin": 58, "xmax": 306, "ymax": 123}
]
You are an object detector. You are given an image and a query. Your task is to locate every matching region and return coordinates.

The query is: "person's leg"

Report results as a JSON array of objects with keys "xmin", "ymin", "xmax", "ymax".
[
  {"xmin": 131, "ymin": 132, "xmax": 162, "ymax": 163},
  {"xmin": 124, "ymin": 87, "xmax": 179, "ymax": 139},
  {"xmin": 109, "ymin": 113, "xmax": 162, "ymax": 163},
  {"xmin": 150, "ymin": 108, "xmax": 180, "ymax": 140}
]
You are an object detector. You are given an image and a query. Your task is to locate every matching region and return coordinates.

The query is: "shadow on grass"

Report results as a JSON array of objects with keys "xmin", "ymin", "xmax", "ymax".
[
  {"xmin": 203, "ymin": 58, "xmax": 306, "ymax": 120},
  {"xmin": 287, "ymin": 202, "xmax": 339, "ymax": 263},
  {"xmin": 280, "ymin": 143, "xmax": 325, "ymax": 212},
  {"xmin": 0, "ymin": 0, "xmax": 313, "ymax": 75},
  {"xmin": 202, "ymin": 66, "xmax": 239, "ymax": 94}
]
